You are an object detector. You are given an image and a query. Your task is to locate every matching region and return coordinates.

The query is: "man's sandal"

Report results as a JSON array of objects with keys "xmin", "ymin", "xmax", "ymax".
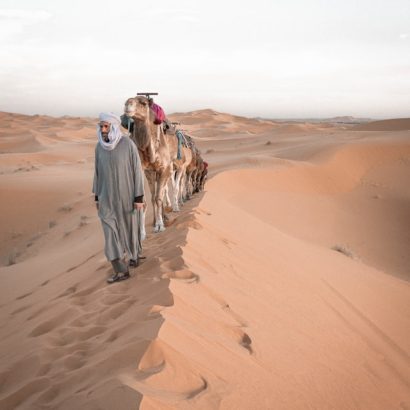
[
  {"xmin": 129, "ymin": 259, "xmax": 139, "ymax": 268},
  {"xmin": 107, "ymin": 272, "xmax": 130, "ymax": 284}
]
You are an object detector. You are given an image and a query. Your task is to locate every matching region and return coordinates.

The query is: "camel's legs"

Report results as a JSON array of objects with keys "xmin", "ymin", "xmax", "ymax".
[
  {"xmin": 139, "ymin": 207, "xmax": 146, "ymax": 242},
  {"xmin": 154, "ymin": 172, "xmax": 162, "ymax": 232},
  {"xmin": 137, "ymin": 206, "xmax": 146, "ymax": 258},
  {"xmin": 154, "ymin": 169, "xmax": 171, "ymax": 232},
  {"xmin": 168, "ymin": 170, "xmax": 178, "ymax": 210},
  {"xmin": 145, "ymin": 169, "xmax": 157, "ymax": 228},
  {"xmin": 178, "ymin": 170, "xmax": 188, "ymax": 206},
  {"xmin": 192, "ymin": 170, "xmax": 199, "ymax": 195},
  {"xmin": 163, "ymin": 183, "xmax": 172, "ymax": 208},
  {"xmin": 190, "ymin": 169, "xmax": 198, "ymax": 195},
  {"xmin": 185, "ymin": 170, "xmax": 195, "ymax": 200},
  {"xmin": 199, "ymin": 171, "xmax": 207, "ymax": 191},
  {"xmin": 194, "ymin": 171, "xmax": 202, "ymax": 193},
  {"xmin": 192, "ymin": 174, "xmax": 197, "ymax": 194},
  {"xmin": 172, "ymin": 168, "xmax": 185, "ymax": 212}
]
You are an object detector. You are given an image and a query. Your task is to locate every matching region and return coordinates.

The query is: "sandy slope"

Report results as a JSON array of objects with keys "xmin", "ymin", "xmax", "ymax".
[
  {"xmin": 0, "ymin": 110, "xmax": 409, "ymax": 409},
  {"xmin": 353, "ymin": 118, "xmax": 410, "ymax": 131}
]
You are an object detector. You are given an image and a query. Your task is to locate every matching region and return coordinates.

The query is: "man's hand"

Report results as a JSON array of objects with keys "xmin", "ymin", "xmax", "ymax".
[{"xmin": 134, "ymin": 202, "xmax": 144, "ymax": 211}]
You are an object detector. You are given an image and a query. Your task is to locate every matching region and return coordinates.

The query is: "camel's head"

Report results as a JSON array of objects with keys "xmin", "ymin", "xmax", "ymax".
[{"xmin": 123, "ymin": 96, "xmax": 150, "ymax": 121}]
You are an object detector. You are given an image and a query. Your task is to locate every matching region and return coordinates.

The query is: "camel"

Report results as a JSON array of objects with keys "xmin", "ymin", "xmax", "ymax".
[
  {"xmin": 193, "ymin": 159, "xmax": 208, "ymax": 192},
  {"xmin": 185, "ymin": 146, "xmax": 200, "ymax": 200},
  {"xmin": 176, "ymin": 132, "xmax": 204, "ymax": 200},
  {"xmin": 164, "ymin": 128, "xmax": 193, "ymax": 211},
  {"xmin": 123, "ymin": 96, "xmax": 172, "ymax": 232},
  {"xmin": 123, "ymin": 96, "xmax": 195, "ymax": 230},
  {"xmin": 193, "ymin": 156, "xmax": 206, "ymax": 193},
  {"xmin": 197, "ymin": 160, "xmax": 208, "ymax": 192},
  {"xmin": 165, "ymin": 127, "xmax": 206, "ymax": 200}
]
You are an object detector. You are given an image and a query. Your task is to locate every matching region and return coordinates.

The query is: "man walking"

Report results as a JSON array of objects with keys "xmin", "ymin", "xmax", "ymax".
[{"xmin": 93, "ymin": 112, "xmax": 144, "ymax": 283}]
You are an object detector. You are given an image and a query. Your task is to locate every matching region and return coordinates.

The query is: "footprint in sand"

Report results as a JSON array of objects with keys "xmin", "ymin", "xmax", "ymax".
[
  {"xmin": 0, "ymin": 354, "xmax": 41, "ymax": 392},
  {"xmin": 67, "ymin": 281, "xmax": 104, "ymax": 307},
  {"xmin": 26, "ymin": 303, "xmax": 59, "ymax": 321},
  {"xmin": 175, "ymin": 220, "xmax": 203, "ymax": 231},
  {"xmin": 30, "ymin": 321, "xmax": 60, "ymax": 338},
  {"xmin": 100, "ymin": 293, "xmax": 130, "ymax": 305},
  {"xmin": 64, "ymin": 251, "xmax": 101, "ymax": 273},
  {"xmin": 15, "ymin": 291, "xmax": 33, "ymax": 301},
  {"xmin": 221, "ymin": 303, "xmax": 248, "ymax": 328},
  {"xmin": 162, "ymin": 269, "xmax": 199, "ymax": 284},
  {"xmin": 48, "ymin": 323, "xmax": 102, "ymax": 349},
  {"xmin": 29, "ymin": 309, "xmax": 76, "ymax": 337},
  {"xmin": 76, "ymin": 325, "xmax": 107, "ymax": 341},
  {"xmin": 63, "ymin": 351, "xmax": 87, "ymax": 371},
  {"xmin": 0, "ymin": 354, "xmax": 53, "ymax": 408},
  {"xmin": 10, "ymin": 304, "xmax": 31, "ymax": 316},
  {"xmin": 104, "ymin": 330, "xmax": 120, "ymax": 343},
  {"xmin": 56, "ymin": 284, "xmax": 78, "ymax": 299},
  {"xmin": 36, "ymin": 363, "xmax": 52, "ymax": 377},
  {"xmin": 158, "ymin": 254, "xmax": 186, "ymax": 272},
  {"xmin": 103, "ymin": 322, "xmax": 137, "ymax": 343},
  {"xmin": 221, "ymin": 237, "xmax": 237, "ymax": 248},
  {"xmin": 0, "ymin": 377, "xmax": 51, "ymax": 410},
  {"xmin": 73, "ymin": 283, "xmax": 101, "ymax": 298},
  {"xmin": 96, "ymin": 299, "xmax": 137, "ymax": 323},
  {"xmin": 238, "ymin": 331, "xmax": 253, "ymax": 354},
  {"xmin": 35, "ymin": 385, "xmax": 60, "ymax": 404},
  {"xmin": 68, "ymin": 312, "xmax": 97, "ymax": 328},
  {"xmin": 123, "ymin": 340, "xmax": 209, "ymax": 402}
]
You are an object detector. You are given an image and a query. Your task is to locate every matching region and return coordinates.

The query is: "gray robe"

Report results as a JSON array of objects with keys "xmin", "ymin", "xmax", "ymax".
[{"xmin": 93, "ymin": 137, "xmax": 144, "ymax": 262}]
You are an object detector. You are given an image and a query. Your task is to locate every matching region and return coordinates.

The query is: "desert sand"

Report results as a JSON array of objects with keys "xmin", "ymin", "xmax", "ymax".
[{"xmin": 0, "ymin": 110, "xmax": 409, "ymax": 409}]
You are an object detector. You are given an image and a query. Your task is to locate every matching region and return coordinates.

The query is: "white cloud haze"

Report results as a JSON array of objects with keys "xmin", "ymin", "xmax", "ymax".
[{"xmin": 0, "ymin": 0, "xmax": 409, "ymax": 118}]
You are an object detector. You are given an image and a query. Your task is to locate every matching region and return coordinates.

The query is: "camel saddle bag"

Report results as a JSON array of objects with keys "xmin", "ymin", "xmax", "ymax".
[{"xmin": 151, "ymin": 103, "xmax": 166, "ymax": 125}]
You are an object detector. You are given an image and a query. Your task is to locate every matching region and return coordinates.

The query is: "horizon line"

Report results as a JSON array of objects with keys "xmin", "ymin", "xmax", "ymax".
[{"xmin": 2, "ymin": 108, "xmax": 409, "ymax": 122}]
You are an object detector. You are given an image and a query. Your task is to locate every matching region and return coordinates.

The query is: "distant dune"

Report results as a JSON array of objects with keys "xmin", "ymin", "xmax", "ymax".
[
  {"xmin": 322, "ymin": 116, "xmax": 372, "ymax": 124},
  {"xmin": 255, "ymin": 115, "xmax": 371, "ymax": 124},
  {"xmin": 353, "ymin": 118, "xmax": 410, "ymax": 131}
]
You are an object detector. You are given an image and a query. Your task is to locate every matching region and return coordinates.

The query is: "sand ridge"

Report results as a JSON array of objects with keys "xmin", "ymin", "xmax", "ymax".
[
  {"xmin": 352, "ymin": 118, "xmax": 410, "ymax": 131},
  {"xmin": 0, "ymin": 110, "xmax": 409, "ymax": 409}
]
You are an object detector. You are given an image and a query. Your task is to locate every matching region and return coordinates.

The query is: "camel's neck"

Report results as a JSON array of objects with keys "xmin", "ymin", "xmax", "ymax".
[
  {"xmin": 144, "ymin": 108, "xmax": 168, "ymax": 150},
  {"xmin": 131, "ymin": 107, "xmax": 153, "ymax": 147},
  {"xmin": 131, "ymin": 108, "xmax": 162, "ymax": 166}
]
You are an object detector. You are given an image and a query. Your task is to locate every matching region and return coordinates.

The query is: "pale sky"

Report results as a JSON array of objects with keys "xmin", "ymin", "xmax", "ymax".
[{"xmin": 0, "ymin": 0, "xmax": 409, "ymax": 118}]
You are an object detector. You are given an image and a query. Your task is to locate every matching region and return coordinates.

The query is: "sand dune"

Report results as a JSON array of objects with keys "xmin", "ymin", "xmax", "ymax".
[
  {"xmin": 0, "ymin": 110, "xmax": 409, "ymax": 409},
  {"xmin": 353, "ymin": 118, "xmax": 410, "ymax": 131}
]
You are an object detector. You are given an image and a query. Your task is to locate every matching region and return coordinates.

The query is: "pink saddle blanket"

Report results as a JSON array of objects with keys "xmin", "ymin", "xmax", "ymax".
[{"xmin": 151, "ymin": 103, "xmax": 166, "ymax": 125}]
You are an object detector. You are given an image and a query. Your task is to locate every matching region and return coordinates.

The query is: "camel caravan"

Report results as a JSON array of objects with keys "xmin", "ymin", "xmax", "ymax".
[{"xmin": 121, "ymin": 92, "xmax": 208, "ymax": 233}]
